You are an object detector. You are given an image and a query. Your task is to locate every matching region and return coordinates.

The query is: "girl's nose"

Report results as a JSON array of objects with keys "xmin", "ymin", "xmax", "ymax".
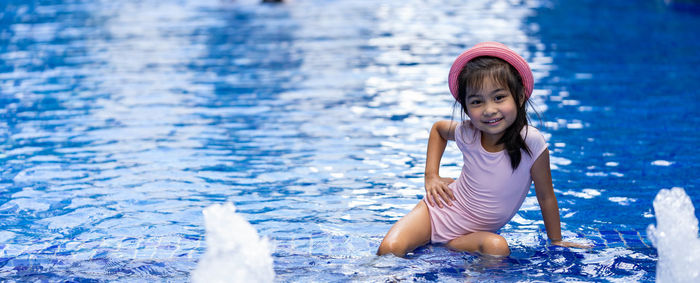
[{"xmin": 483, "ymin": 103, "xmax": 497, "ymax": 116}]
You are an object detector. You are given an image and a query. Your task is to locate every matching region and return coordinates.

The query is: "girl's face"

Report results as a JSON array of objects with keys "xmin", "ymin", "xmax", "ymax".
[{"xmin": 464, "ymin": 76, "xmax": 519, "ymax": 142}]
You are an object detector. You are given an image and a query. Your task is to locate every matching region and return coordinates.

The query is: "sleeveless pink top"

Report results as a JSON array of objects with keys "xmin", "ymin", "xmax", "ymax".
[{"xmin": 424, "ymin": 121, "xmax": 548, "ymax": 243}]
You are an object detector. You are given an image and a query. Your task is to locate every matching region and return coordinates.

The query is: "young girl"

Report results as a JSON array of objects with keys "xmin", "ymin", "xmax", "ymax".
[{"xmin": 377, "ymin": 42, "xmax": 586, "ymax": 257}]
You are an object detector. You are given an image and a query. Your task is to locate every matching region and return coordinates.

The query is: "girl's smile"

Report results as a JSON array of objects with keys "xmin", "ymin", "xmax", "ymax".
[{"xmin": 483, "ymin": 117, "xmax": 504, "ymax": 125}]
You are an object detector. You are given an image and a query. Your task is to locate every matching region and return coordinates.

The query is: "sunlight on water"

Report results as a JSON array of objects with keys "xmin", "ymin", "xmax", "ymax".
[
  {"xmin": 191, "ymin": 203, "xmax": 274, "ymax": 283},
  {"xmin": 1, "ymin": 0, "xmax": 698, "ymax": 281},
  {"xmin": 647, "ymin": 187, "xmax": 700, "ymax": 283}
]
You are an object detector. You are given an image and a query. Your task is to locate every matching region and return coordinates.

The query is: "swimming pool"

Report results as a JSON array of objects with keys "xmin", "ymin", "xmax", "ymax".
[{"xmin": 1, "ymin": 0, "xmax": 698, "ymax": 281}]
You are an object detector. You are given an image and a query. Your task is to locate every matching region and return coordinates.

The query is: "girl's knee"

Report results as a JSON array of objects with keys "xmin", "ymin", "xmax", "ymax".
[
  {"xmin": 377, "ymin": 238, "xmax": 409, "ymax": 257},
  {"xmin": 481, "ymin": 235, "xmax": 510, "ymax": 257}
]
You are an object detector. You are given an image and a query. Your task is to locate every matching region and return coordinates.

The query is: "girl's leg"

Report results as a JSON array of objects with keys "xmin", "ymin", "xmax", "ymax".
[
  {"xmin": 376, "ymin": 200, "xmax": 432, "ymax": 257},
  {"xmin": 446, "ymin": 231, "xmax": 510, "ymax": 257}
]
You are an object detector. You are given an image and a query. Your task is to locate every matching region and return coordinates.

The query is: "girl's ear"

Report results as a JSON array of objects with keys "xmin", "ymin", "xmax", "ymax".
[{"xmin": 518, "ymin": 91, "xmax": 526, "ymax": 107}]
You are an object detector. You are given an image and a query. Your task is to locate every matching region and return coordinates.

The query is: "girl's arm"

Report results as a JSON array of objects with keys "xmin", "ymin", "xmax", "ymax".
[
  {"xmin": 424, "ymin": 120, "xmax": 458, "ymax": 208},
  {"xmin": 531, "ymin": 149, "xmax": 589, "ymax": 248}
]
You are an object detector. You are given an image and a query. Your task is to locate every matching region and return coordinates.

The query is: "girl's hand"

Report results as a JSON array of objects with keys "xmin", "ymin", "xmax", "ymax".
[
  {"xmin": 551, "ymin": 239, "xmax": 592, "ymax": 249},
  {"xmin": 425, "ymin": 176, "xmax": 456, "ymax": 208}
]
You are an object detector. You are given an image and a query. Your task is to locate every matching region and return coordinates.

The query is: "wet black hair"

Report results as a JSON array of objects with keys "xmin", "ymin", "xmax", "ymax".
[{"xmin": 456, "ymin": 56, "xmax": 531, "ymax": 170}]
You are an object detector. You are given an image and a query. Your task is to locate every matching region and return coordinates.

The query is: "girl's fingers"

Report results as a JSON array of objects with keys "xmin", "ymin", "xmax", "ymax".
[
  {"xmin": 440, "ymin": 184, "xmax": 456, "ymax": 203},
  {"xmin": 437, "ymin": 186, "xmax": 452, "ymax": 206},
  {"xmin": 439, "ymin": 179, "xmax": 456, "ymax": 200},
  {"xmin": 569, "ymin": 242, "xmax": 592, "ymax": 249},
  {"xmin": 552, "ymin": 241, "xmax": 592, "ymax": 249},
  {"xmin": 426, "ymin": 181, "xmax": 455, "ymax": 208},
  {"xmin": 432, "ymin": 190, "xmax": 443, "ymax": 208},
  {"xmin": 446, "ymin": 186, "xmax": 456, "ymax": 201}
]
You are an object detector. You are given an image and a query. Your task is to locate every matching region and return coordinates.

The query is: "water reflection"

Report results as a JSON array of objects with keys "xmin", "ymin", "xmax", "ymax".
[
  {"xmin": 1, "ymin": 0, "xmax": 229, "ymax": 279},
  {"xmin": 2, "ymin": 0, "xmax": 693, "ymax": 281}
]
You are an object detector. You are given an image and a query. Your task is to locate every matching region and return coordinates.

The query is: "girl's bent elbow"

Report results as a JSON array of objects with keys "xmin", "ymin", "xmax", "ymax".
[
  {"xmin": 431, "ymin": 121, "xmax": 443, "ymax": 132},
  {"xmin": 432, "ymin": 120, "xmax": 454, "ymax": 141}
]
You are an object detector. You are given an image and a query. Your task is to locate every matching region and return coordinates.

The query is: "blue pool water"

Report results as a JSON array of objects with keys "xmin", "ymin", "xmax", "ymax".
[{"xmin": 1, "ymin": 0, "xmax": 699, "ymax": 281}]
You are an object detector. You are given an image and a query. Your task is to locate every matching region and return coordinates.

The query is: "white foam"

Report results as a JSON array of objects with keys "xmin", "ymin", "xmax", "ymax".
[
  {"xmin": 651, "ymin": 160, "xmax": 674, "ymax": 166},
  {"xmin": 562, "ymin": 188, "xmax": 600, "ymax": 199},
  {"xmin": 191, "ymin": 203, "xmax": 275, "ymax": 283},
  {"xmin": 608, "ymin": 197, "xmax": 636, "ymax": 206},
  {"xmin": 646, "ymin": 187, "xmax": 700, "ymax": 282},
  {"xmin": 566, "ymin": 122, "xmax": 584, "ymax": 129}
]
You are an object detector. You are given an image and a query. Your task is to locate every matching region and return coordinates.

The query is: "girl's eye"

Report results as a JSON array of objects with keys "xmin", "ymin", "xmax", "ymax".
[
  {"xmin": 494, "ymin": 95, "xmax": 506, "ymax": 101},
  {"xmin": 469, "ymin": 100, "xmax": 481, "ymax": 105}
]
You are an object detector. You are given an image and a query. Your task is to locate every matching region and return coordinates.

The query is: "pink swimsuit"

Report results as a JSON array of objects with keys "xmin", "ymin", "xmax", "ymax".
[{"xmin": 425, "ymin": 121, "xmax": 548, "ymax": 243}]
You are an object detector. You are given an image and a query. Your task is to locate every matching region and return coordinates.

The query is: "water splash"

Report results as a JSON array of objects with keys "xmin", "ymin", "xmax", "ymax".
[
  {"xmin": 647, "ymin": 187, "xmax": 700, "ymax": 282},
  {"xmin": 191, "ymin": 203, "xmax": 275, "ymax": 283}
]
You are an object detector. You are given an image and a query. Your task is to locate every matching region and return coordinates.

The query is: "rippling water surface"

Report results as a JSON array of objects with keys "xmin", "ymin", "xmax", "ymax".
[{"xmin": 1, "ymin": 0, "xmax": 698, "ymax": 281}]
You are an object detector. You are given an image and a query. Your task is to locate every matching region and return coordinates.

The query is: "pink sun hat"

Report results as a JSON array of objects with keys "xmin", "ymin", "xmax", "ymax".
[{"xmin": 448, "ymin": 42, "xmax": 534, "ymax": 101}]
